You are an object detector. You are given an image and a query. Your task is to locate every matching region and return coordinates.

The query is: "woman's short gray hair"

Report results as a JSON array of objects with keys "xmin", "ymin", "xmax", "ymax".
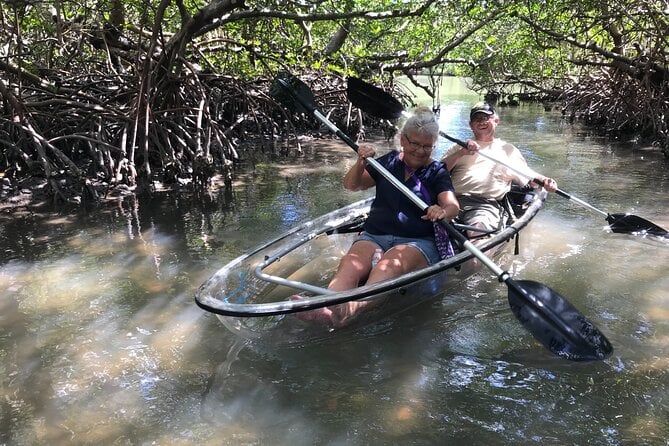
[{"xmin": 401, "ymin": 106, "xmax": 439, "ymax": 138}]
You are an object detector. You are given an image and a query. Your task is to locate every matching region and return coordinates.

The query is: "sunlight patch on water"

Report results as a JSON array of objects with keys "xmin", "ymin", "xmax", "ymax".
[
  {"xmin": 558, "ymin": 243, "xmax": 583, "ymax": 259},
  {"xmin": 381, "ymin": 403, "xmax": 423, "ymax": 438},
  {"xmin": 44, "ymin": 216, "xmax": 73, "ymax": 226},
  {"xmin": 442, "ymin": 355, "xmax": 486, "ymax": 388},
  {"xmin": 516, "ymin": 214, "xmax": 588, "ymax": 263},
  {"xmin": 623, "ymin": 414, "xmax": 669, "ymax": 444},
  {"xmin": 40, "ymin": 306, "xmax": 209, "ymax": 441},
  {"xmin": 0, "ymin": 220, "xmax": 218, "ymax": 443},
  {"xmin": 17, "ymin": 256, "xmax": 113, "ymax": 313}
]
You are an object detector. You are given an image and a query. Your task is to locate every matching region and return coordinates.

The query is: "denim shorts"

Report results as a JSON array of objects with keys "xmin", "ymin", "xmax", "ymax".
[{"xmin": 355, "ymin": 231, "xmax": 441, "ymax": 265}]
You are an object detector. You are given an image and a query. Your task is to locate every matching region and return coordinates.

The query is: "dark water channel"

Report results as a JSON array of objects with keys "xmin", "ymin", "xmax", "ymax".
[{"xmin": 1, "ymin": 77, "xmax": 668, "ymax": 445}]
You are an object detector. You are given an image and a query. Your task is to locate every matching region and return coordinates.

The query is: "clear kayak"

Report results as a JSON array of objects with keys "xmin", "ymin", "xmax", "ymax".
[{"xmin": 195, "ymin": 187, "xmax": 547, "ymax": 340}]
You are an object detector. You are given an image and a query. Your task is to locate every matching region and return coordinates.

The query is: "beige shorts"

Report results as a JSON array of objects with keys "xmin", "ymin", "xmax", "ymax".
[{"xmin": 457, "ymin": 195, "xmax": 505, "ymax": 230}]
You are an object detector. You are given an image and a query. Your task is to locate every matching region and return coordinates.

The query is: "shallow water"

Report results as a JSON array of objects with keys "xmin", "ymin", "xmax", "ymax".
[{"xmin": 1, "ymin": 77, "xmax": 668, "ymax": 445}]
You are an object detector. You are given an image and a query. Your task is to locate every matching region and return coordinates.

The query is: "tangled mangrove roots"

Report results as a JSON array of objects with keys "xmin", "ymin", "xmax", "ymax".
[
  {"xmin": 0, "ymin": 68, "xmax": 365, "ymax": 209},
  {"xmin": 562, "ymin": 68, "xmax": 669, "ymax": 156}
]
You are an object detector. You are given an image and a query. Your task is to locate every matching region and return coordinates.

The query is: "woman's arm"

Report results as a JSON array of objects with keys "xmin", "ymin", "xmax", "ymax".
[
  {"xmin": 422, "ymin": 191, "xmax": 460, "ymax": 222},
  {"xmin": 343, "ymin": 144, "xmax": 377, "ymax": 191}
]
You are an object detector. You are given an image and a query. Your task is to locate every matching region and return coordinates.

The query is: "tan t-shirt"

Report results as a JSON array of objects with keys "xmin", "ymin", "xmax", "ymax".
[{"xmin": 445, "ymin": 138, "xmax": 537, "ymax": 200}]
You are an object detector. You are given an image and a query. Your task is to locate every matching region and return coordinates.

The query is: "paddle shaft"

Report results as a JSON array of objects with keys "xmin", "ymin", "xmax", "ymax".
[
  {"xmin": 398, "ymin": 110, "xmax": 611, "ymax": 219},
  {"xmin": 433, "ymin": 115, "xmax": 665, "ymax": 235},
  {"xmin": 275, "ymin": 79, "xmax": 509, "ymax": 274},
  {"xmin": 466, "ymin": 141, "xmax": 609, "ymax": 218}
]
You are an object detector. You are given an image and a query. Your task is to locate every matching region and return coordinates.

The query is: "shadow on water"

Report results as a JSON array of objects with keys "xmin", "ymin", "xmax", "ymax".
[{"xmin": 1, "ymin": 80, "xmax": 669, "ymax": 444}]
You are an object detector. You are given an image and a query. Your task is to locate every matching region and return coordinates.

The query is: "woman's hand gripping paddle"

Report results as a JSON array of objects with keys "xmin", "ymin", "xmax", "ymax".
[
  {"xmin": 271, "ymin": 72, "xmax": 613, "ymax": 361},
  {"xmin": 346, "ymin": 77, "xmax": 668, "ymax": 239}
]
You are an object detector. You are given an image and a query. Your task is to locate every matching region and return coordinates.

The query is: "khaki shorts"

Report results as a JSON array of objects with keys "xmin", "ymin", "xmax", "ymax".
[{"xmin": 457, "ymin": 195, "xmax": 505, "ymax": 230}]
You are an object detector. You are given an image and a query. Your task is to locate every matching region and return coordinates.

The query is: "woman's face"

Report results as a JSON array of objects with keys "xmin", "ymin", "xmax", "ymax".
[{"xmin": 401, "ymin": 131, "xmax": 437, "ymax": 167}]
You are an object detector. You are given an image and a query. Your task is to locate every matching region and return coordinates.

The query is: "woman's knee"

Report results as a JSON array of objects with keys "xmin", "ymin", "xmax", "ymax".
[
  {"xmin": 386, "ymin": 245, "xmax": 429, "ymax": 271},
  {"xmin": 337, "ymin": 252, "xmax": 371, "ymax": 276}
]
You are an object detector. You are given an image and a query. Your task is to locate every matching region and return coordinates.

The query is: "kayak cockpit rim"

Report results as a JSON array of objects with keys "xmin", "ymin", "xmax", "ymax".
[{"xmin": 195, "ymin": 190, "xmax": 547, "ymax": 317}]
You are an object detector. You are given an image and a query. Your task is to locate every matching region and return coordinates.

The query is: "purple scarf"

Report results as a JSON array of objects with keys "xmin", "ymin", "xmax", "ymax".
[{"xmin": 405, "ymin": 164, "xmax": 454, "ymax": 260}]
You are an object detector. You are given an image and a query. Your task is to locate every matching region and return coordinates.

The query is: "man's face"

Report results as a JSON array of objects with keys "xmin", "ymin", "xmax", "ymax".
[{"xmin": 470, "ymin": 113, "xmax": 499, "ymax": 139}]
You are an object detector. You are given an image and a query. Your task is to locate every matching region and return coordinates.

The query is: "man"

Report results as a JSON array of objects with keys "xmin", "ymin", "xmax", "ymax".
[{"xmin": 442, "ymin": 102, "xmax": 558, "ymax": 237}]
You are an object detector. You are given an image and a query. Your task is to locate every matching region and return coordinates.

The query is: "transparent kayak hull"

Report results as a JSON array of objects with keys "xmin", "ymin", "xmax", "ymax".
[{"xmin": 195, "ymin": 190, "xmax": 547, "ymax": 339}]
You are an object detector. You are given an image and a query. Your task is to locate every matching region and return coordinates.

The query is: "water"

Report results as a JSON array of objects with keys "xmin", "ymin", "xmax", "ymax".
[{"xmin": 1, "ymin": 78, "xmax": 668, "ymax": 445}]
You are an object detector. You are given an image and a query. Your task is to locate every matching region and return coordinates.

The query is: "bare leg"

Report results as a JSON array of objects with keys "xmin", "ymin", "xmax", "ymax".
[
  {"xmin": 327, "ymin": 240, "xmax": 378, "ymax": 291},
  {"xmin": 366, "ymin": 244, "xmax": 429, "ymax": 284},
  {"xmin": 293, "ymin": 240, "xmax": 376, "ymax": 325},
  {"xmin": 324, "ymin": 243, "xmax": 429, "ymax": 326}
]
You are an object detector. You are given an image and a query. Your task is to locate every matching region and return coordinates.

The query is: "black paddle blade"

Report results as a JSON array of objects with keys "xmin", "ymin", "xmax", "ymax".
[
  {"xmin": 346, "ymin": 77, "xmax": 404, "ymax": 120},
  {"xmin": 270, "ymin": 72, "xmax": 316, "ymax": 114},
  {"xmin": 606, "ymin": 213, "xmax": 669, "ymax": 238},
  {"xmin": 507, "ymin": 279, "xmax": 613, "ymax": 361}
]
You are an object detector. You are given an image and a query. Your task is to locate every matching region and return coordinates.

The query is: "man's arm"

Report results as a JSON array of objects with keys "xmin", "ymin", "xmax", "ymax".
[
  {"xmin": 529, "ymin": 175, "xmax": 558, "ymax": 192},
  {"xmin": 441, "ymin": 141, "xmax": 479, "ymax": 171}
]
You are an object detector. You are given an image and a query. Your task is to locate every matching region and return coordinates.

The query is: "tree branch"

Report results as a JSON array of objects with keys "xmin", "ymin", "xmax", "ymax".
[{"xmin": 515, "ymin": 13, "xmax": 667, "ymax": 81}]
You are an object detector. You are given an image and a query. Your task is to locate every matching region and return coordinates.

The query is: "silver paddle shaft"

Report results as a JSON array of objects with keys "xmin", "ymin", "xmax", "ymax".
[
  {"xmin": 398, "ymin": 110, "xmax": 610, "ymax": 219},
  {"xmin": 316, "ymin": 109, "xmax": 507, "ymax": 278}
]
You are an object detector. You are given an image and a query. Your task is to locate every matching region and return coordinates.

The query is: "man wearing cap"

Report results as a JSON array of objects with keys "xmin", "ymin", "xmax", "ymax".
[{"xmin": 441, "ymin": 102, "xmax": 558, "ymax": 237}]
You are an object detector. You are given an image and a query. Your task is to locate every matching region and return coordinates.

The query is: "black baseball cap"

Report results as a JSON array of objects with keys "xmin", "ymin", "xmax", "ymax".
[{"xmin": 470, "ymin": 102, "xmax": 495, "ymax": 120}]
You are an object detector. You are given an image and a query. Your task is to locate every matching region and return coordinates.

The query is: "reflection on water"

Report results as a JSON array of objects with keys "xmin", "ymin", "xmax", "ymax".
[{"xmin": 1, "ymin": 80, "xmax": 669, "ymax": 444}]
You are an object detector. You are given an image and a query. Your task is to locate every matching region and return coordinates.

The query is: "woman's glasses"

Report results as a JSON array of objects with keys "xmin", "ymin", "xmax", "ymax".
[{"xmin": 403, "ymin": 134, "xmax": 435, "ymax": 152}]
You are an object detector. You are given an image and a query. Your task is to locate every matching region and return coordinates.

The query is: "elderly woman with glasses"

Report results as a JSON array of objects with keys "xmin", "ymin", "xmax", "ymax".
[{"xmin": 293, "ymin": 106, "xmax": 460, "ymax": 326}]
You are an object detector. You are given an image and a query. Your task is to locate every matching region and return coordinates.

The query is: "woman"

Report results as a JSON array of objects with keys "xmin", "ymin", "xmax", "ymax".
[{"xmin": 295, "ymin": 107, "xmax": 460, "ymax": 326}]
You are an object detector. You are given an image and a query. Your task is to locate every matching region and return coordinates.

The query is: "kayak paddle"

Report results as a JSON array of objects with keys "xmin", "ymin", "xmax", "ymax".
[
  {"xmin": 346, "ymin": 76, "xmax": 669, "ymax": 238},
  {"xmin": 271, "ymin": 71, "xmax": 613, "ymax": 361}
]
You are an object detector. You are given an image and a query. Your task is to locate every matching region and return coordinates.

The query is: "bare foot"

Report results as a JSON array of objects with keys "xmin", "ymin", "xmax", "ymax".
[{"xmin": 290, "ymin": 295, "xmax": 336, "ymax": 324}]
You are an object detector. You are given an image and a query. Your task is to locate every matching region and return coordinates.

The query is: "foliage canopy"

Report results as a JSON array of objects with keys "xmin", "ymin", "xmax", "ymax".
[{"xmin": 1, "ymin": 0, "xmax": 667, "ymax": 205}]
